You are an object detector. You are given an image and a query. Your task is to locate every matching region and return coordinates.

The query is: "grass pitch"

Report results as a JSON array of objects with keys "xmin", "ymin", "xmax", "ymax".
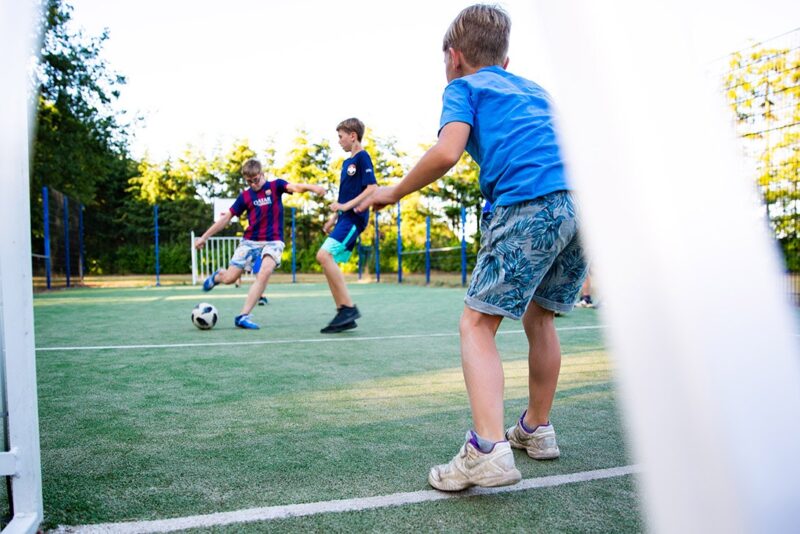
[{"xmin": 30, "ymin": 282, "xmax": 641, "ymax": 532}]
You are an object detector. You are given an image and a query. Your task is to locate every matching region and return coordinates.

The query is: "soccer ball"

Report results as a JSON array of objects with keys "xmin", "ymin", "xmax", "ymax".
[{"xmin": 191, "ymin": 302, "xmax": 218, "ymax": 330}]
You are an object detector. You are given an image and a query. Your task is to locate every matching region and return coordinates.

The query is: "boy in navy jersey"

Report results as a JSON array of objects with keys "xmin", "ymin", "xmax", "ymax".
[
  {"xmin": 195, "ymin": 158, "xmax": 325, "ymax": 329},
  {"xmin": 357, "ymin": 5, "xmax": 587, "ymax": 490},
  {"xmin": 316, "ymin": 118, "xmax": 378, "ymax": 334}
]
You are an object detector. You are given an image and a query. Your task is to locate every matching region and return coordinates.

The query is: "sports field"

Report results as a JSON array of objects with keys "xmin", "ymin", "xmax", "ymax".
[{"xmin": 30, "ymin": 282, "xmax": 641, "ymax": 532}]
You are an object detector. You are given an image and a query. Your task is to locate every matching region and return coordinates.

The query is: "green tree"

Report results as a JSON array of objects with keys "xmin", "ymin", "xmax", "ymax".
[
  {"xmin": 274, "ymin": 131, "xmax": 336, "ymax": 270},
  {"xmin": 32, "ymin": 0, "xmax": 131, "ymax": 203},
  {"xmin": 130, "ymin": 157, "xmax": 188, "ymax": 204},
  {"xmin": 725, "ymin": 44, "xmax": 800, "ymax": 270},
  {"xmin": 122, "ymin": 155, "xmax": 212, "ymax": 274},
  {"xmin": 363, "ymin": 129, "xmax": 406, "ymax": 184},
  {"xmin": 279, "ymin": 130, "xmax": 335, "ymax": 198},
  {"xmin": 421, "ymin": 150, "xmax": 483, "ymax": 237},
  {"xmin": 210, "ymin": 141, "xmax": 259, "ymax": 198},
  {"xmin": 31, "ymin": 0, "xmax": 139, "ymax": 274}
]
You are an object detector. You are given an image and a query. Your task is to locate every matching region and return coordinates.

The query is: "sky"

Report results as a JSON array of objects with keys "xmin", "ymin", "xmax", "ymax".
[{"xmin": 66, "ymin": 0, "xmax": 800, "ymax": 164}]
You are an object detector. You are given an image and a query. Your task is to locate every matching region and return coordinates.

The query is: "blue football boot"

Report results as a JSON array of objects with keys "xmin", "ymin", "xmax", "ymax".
[
  {"xmin": 234, "ymin": 314, "xmax": 260, "ymax": 330},
  {"xmin": 203, "ymin": 270, "xmax": 220, "ymax": 291}
]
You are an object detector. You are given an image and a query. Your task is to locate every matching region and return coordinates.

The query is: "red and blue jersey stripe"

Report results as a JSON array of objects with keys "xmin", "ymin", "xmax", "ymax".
[{"xmin": 229, "ymin": 179, "xmax": 289, "ymax": 242}]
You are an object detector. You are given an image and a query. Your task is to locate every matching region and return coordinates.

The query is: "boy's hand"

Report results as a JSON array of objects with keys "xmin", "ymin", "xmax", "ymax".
[
  {"xmin": 194, "ymin": 237, "xmax": 207, "ymax": 250},
  {"xmin": 323, "ymin": 215, "xmax": 336, "ymax": 235},
  {"xmin": 330, "ymin": 202, "xmax": 344, "ymax": 212},
  {"xmin": 356, "ymin": 186, "xmax": 398, "ymax": 213},
  {"xmin": 310, "ymin": 184, "xmax": 326, "ymax": 196}
]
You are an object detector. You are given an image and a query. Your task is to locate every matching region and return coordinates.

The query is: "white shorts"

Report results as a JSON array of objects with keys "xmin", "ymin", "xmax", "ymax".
[{"xmin": 230, "ymin": 240, "xmax": 285, "ymax": 271}]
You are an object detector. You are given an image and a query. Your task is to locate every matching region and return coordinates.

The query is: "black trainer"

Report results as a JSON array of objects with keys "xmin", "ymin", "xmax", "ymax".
[
  {"xmin": 320, "ymin": 320, "xmax": 357, "ymax": 334},
  {"xmin": 328, "ymin": 305, "xmax": 361, "ymax": 328}
]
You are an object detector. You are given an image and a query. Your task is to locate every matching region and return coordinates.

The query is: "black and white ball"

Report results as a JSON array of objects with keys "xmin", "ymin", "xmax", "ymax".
[{"xmin": 191, "ymin": 302, "xmax": 218, "ymax": 330}]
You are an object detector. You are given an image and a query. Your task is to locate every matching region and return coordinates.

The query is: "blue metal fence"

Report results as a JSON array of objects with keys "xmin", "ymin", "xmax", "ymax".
[
  {"xmin": 388, "ymin": 212, "xmax": 471, "ymax": 286},
  {"xmin": 291, "ymin": 207, "xmax": 297, "ymax": 283},
  {"xmin": 38, "ymin": 186, "xmax": 84, "ymax": 289},
  {"xmin": 396, "ymin": 202, "xmax": 402, "ymax": 284}
]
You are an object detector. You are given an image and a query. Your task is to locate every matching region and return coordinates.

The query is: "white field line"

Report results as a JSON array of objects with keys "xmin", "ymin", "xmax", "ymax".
[
  {"xmin": 54, "ymin": 464, "xmax": 640, "ymax": 534},
  {"xmin": 36, "ymin": 325, "xmax": 607, "ymax": 352}
]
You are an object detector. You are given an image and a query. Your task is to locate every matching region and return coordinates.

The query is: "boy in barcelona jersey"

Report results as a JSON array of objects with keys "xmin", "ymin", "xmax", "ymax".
[{"xmin": 195, "ymin": 158, "xmax": 325, "ymax": 329}]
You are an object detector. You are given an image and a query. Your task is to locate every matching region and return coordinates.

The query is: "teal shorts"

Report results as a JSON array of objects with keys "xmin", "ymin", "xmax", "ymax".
[{"xmin": 320, "ymin": 218, "xmax": 361, "ymax": 263}]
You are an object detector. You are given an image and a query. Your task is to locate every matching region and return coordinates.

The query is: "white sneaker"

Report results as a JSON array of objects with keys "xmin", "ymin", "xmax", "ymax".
[
  {"xmin": 428, "ymin": 431, "xmax": 522, "ymax": 491},
  {"xmin": 505, "ymin": 414, "xmax": 560, "ymax": 460}
]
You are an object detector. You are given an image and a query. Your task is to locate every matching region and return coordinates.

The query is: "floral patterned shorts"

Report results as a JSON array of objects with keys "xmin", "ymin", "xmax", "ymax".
[
  {"xmin": 230, "ymin": 240, "xmax": 285, "ymax": 271},
  {"xmin": 465, "ymin": 191, "xmax": 588, "ymax": 319}
]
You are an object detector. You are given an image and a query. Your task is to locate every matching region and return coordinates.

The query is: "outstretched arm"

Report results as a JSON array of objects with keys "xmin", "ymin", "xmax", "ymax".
[
  {"xmin": 331, "ymin": 183, "xmax": 378, "ymax": 213},
  {"xmin": 356, "ymin": 121, "xmax": 470, "ymax": 212},
  {"xmin": 195, "ymin": 211, "xmax": 234, "ymax": 249},
  {"xmin": 286, "ymin": 182, "xmax": 326, "ymax": 196}
]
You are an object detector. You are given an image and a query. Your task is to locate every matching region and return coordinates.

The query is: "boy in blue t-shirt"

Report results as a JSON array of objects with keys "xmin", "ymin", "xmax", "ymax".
[
  {"xmin": 316, "ymin": 118, "xmax": 378, "ymax": 333},
  {"xmin": 357, "ymin": 5, "xmax": 587, "ymax": 491}
]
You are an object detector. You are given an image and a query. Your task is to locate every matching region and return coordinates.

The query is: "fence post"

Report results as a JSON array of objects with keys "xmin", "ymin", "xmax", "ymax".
[
  {"xmin": 63, "ymin": 195, "xmax": 70, "ymax": 288},
  {"xmin": 154, "ymin": 204, "xmax": 160, "ymax": 287},
  {"xmin": 291, "ymin": 207, "xmax": 297, "ymax": 283},
  {"xmin": 42, "ymin": 186, "xmax": 51, "ymax": 289},
  {"xmin": 374, "ymin": 210, "xmax": 381, "ymax": 282},
  {"xmin": 79, "ymin": 203, "xmax": 85, "ymax": 279},
  {"xmin": 357, "ymin": 236, "xmax": 363, "ymax": 280},
  {"xmin": 213, "ymin": 236, "xmax": 219, "ymax": 281},
  {"xmin": 425, "ymin": 215, "xmax": 431, "ymax": 285},
  {"xmin": 461, "ymin": 204, "xmax": 467, "ymax": 287},
  {"xmin": 397, "ymin": 201, "xmax": 402, "ymax": 283}
]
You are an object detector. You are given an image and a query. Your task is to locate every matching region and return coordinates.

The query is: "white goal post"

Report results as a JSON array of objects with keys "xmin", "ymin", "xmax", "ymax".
[
  {"xmin": 1, "ymin": 0, "xmax": 43, "ymax": 532},
  {"xmin": 534, "ymin": 1, "xmax": 800, "ymax": 533}
]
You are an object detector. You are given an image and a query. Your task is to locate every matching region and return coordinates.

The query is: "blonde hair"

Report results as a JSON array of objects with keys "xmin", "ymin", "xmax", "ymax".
[
  {"xmin": 442, "ymin": 4, "xmax": 510, "ymax": 67},
  {"xmin": 241, "ymin": 158, "xmax": 262, "ymax": 178},
  {"xmin": 336, "ymin": 118, "xmax": 365, "ymax": 142}
]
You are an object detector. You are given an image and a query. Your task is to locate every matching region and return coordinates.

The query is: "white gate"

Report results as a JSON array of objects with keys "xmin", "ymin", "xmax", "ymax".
[{"xmin": 190, "ymin": 233, "xmax": 254, "ymax": 285}]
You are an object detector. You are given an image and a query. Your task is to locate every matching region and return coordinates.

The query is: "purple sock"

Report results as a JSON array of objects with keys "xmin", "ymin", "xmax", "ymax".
[
  {"xmin": 519, "ymin": 410, "xmax": 549, "ymax": 434},
  {"xmin": 468, "ymin": 430, "xmax": 500, "ymax": 453}
]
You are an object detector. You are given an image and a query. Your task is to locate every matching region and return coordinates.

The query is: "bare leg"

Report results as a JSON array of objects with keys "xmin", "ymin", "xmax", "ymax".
[
  {"xmin": 216, "ymin": 266, "xmax": 243, "ymax": 285},
  {"xmin": 459, "ymin": 306, "xmax": 505, "ymax": 441},
  {"xmin": 580, "ymin": 274, "xmax": 591, "ymax": 298},
  {"xmin": 521, "ymin": 301, "xmax": 561, "ymax": 427},
  {"xmin": 240, "ymin": 257, "xmax": 276, "ymax": 315},
  {"xmin": 316, "ymin": 249, "xmax": 353, "ymax": 308}
]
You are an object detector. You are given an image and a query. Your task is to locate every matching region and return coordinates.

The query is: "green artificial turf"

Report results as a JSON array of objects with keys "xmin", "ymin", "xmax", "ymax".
[{"xmin": 32, "ymin": 283, "xmax": 641, "ymax": 531}]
